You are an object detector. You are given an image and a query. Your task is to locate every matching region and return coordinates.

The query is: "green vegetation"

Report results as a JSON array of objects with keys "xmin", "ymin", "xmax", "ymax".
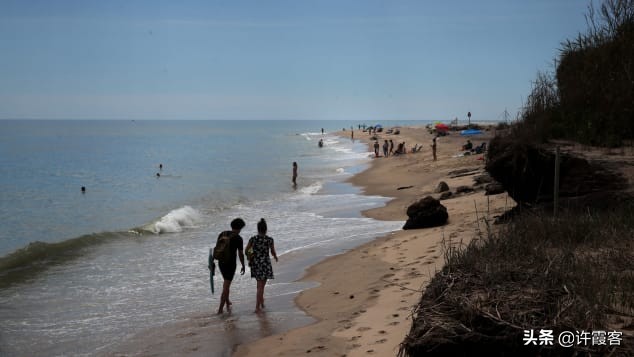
[{"xmin": 517, "ymin": 0, "xmax": 634, "ymax": 147}]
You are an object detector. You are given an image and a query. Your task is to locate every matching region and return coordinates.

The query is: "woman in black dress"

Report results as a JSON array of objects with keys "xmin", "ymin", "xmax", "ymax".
[{"xmin": 246, "ymin": 218, "xmax": 278, "ymax": 313}]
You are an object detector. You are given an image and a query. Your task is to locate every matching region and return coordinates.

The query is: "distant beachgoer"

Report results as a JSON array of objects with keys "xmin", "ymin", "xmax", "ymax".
[
  {"xmin": 431, "ymin": 136, "xmax": 437, "ymax": 161},
  {"xmin": 292, "ymin": 162, "xmax": 298, "ymax": 186},
  {"xmin": 351, "ymin": 130, "xmax": 354, "ymax": 140},
  {"xmin": 389, "ymin": 140, "xmax": 394, "ymax": 155},
  {"xmin": 383, "ymin": 140, "xmax": 389, "ymax": 157},
  {"xmin": 81, "ymin": 186, "xmax": 86, "ymax": 193},
  {"xmin": 159, "ymin": 163, "xmax": 163, "ymax": 170},
  {"xmin": 321, "ymin": 128, "xmax": 324, "ymax": 134},
  {"xmin": 374, "ymin": 140, "xmax": 380, "ymax": 157},
  {"xmin": 213, "ymin": 218, "xmax": 246, "ymax": 314},
  {"xmin": 156, "ymin": 172, "xmax": 160, "ymax": 178},
  {"xmin": 245, "ymin": 218, "xmax": 278, "ymax": 313}
]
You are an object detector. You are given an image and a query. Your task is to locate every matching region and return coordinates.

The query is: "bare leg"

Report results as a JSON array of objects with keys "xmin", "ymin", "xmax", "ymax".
[
  {"xmin": 218, "ymin": 280, "xmax": 232, "ymax": 314},
  {"xmin": 255, "ymin": 279, "xmax": 267, "ymax": 313}
]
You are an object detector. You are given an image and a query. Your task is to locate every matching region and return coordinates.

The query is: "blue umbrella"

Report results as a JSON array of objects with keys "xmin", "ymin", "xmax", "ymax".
[{"xmin": 375, "ymin": 124, "xmax": 383, "ymax": 128}]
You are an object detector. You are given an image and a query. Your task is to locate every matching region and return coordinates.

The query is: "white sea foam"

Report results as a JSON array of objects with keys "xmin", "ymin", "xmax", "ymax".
[
  {"xmin": 298, "ymin": 182, "xmax": 323, "ymax": 196},
  {"xmin": 336, "ymin": 168, "xmax": 345, "ymax": 173},
  {"xmin": 146, "ymin": 206, "xmax": 202, "ymax": 234}
]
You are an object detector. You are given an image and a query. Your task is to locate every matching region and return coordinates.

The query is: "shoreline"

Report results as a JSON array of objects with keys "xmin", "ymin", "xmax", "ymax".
[{"xmin": 235, "ymin": 125, "xmax": 515, "ymax": 356}]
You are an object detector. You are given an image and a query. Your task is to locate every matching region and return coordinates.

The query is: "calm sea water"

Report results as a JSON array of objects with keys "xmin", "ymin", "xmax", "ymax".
[{"xmin": 0, "ymin": 120, "xmax": 425, "ymax": 356}]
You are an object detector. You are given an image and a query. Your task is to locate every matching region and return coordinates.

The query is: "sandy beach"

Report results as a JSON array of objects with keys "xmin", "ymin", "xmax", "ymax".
[{"xmin": 234, "ymin": 125, "xmax": 515, "ymax": 357}]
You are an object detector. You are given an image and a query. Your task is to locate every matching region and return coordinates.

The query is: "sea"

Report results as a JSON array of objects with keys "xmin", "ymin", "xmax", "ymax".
[{"xmin": 0, "ymin": 119, "xmax": 426, "ymax": 357}]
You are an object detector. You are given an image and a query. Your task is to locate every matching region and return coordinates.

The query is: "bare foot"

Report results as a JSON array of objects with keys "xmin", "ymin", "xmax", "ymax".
[
  {"xmin": 254, "ymin": 309, "xmax": 263, "ymax": 314},
  {"xmin": 217, "ymin": 309, "xmax": 223, "ymax": 315}
]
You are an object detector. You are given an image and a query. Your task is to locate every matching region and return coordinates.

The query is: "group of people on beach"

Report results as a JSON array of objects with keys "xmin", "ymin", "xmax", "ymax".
[
  {"xmin": 373, "ymin": 139, "xmax": 426, "ymax": 158},
  {"xmin": 210, "ymin": 217, "xmax": 278, "ymax": 314}
]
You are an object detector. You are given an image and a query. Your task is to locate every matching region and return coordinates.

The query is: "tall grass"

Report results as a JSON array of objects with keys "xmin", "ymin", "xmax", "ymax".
[
  {"xmin": 400, "ymin": 203, "xmax": 634, "ymax": 356},
  {"xmin": 518, "ymin": 0, "xmax": 634, "ymax": 147}
]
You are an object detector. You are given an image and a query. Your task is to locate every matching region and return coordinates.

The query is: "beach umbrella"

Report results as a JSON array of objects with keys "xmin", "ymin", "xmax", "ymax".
[
  {"xmin": 374, "ymin": 124, "xmax": 382, "ymax": 128},
  {"xmin": 435, "ymin": 123, "xmax": 449, "ymax": 132}
]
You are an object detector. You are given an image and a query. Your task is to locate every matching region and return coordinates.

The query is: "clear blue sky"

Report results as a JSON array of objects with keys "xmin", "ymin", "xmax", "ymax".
[{"xmin": 0, "ymin": 0, "xmax": 590, "ymax": 121}]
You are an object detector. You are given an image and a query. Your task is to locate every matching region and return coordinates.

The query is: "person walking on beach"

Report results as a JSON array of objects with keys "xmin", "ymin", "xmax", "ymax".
[
  {"xmin": 213, "ymin": 218, "xmax": 246, "ymax": 314},
  {"xmin": 245, "ymin": 218, "xmax": 278, "ymax": 313},
  {"xmin": 292, "ymin": 162, "xmax": 298, "ymax": 186},
  {"xmin": 389, "ymin": 139, "xmax": 394, "ymax": 156},
  {"xmin": 431, "ymin": 136, "xmax": 438, "ymax": 161},
  {"xmin": 374, "ymin": 140, "xmax": 380, "ymax": 157},
  {"xmin": 383, "ymin": 140, "xmax": 389, "ymax": 157}
]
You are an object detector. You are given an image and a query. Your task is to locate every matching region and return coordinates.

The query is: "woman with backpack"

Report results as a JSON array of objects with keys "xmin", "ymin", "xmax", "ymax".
[{"xmin": 245, "ymin": 218, "xmax": 278, "ymax": 313}]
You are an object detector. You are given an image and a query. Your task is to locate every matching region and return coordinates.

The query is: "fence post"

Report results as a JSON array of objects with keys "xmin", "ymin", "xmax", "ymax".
[{"xmin": 554, "ymin": 146, "xmax": 560, "ymax": 217}]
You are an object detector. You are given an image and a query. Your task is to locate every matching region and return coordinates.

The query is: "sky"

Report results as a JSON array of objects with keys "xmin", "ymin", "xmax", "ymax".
[{"xmin": 0, "ymin": 0, "xmax": 591, "ymax": 121}]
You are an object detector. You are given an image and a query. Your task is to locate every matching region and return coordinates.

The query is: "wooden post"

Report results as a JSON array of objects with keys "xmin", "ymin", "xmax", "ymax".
[{"xmin": 553, "ymin": 146, "xmax": 560, "ymax": 217}]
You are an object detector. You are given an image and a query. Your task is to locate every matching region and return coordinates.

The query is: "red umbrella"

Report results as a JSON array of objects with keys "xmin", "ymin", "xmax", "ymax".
[{"xmin": 435, "ymin": 123, "xmax": 449, "ymax": 132}]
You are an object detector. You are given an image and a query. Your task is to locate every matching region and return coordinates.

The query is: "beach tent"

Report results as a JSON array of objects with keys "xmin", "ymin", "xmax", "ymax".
[{"xmin": 460, "ymin": 129, "xmax": 483, "ymax": 136}]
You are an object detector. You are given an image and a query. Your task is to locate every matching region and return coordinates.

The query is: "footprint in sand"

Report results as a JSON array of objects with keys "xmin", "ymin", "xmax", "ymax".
[
  {"xmin": 357, "ymin": 326, "xmax": 372, "ymax": 332},
  {"xmin": 374, "ymin": 339, "xmax": 388, "ymax": 344},
  {"xmin": 398, "ymin": 306, "xmax": 410, "ymax": 311},
  {"xmin": 388, "ymin": 321, "xmax": 400, "ymax": 326},
  {"xmin": 378, "ymin": 330, "xmax": 387, "ymax": 334}
]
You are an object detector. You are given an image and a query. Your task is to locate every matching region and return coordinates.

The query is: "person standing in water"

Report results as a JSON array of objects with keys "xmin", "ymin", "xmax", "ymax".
[
  {"xmin": 292, "ymin": 162, "xmax": 298, "ymax": 186},
  {"xmin": 214, "ymin": 218, "xmax": 246, "ymax": 314},
  {"xmin": 245, "ymin": 218, "xmax": 278, "ymax": 313}
]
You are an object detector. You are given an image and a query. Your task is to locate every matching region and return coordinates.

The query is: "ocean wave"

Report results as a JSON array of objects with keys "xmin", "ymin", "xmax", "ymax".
[
  {"xmin": 141, "ymin": 206, "xmax": 202, "ymax": 234},
  {"xmin": 0, "ymin": 231, "xmax": 132, "ymax": 287},
  {"xmin": 298, "ymin": 182, "xmax": 323, "ymax": 196}
]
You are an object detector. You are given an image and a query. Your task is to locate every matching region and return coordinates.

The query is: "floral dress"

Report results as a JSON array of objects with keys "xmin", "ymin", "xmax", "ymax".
[{"xmin": 248, "ymin": 234, "xmax": 274, "ymax": 281}]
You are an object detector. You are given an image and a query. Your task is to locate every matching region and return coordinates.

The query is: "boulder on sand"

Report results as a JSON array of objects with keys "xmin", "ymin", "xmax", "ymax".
[
  {"xmin": 434, "ymin": 181, "xmax": 450, "ymax": 193},
  {"xmin": 403, "ymin": 196, "xmax": 448, "ymax": 230}
]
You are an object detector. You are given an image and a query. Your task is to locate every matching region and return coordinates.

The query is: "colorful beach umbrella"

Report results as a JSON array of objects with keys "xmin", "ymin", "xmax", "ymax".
[{"xmin": 435, "ymin": 123, "xmax": 449, "ymax": 132}]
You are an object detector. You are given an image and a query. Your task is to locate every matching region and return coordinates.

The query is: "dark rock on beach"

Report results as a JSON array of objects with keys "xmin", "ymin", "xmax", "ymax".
[
  {"xmin": 439, "ymin": 191, "xmax": 453, "ymax": 200},
  {"xmin": 485, "ymin": 183, "xmax": 505, "ymax": 196},
  {"xmin": 403, "ymin": 196, "xmax": 448, "ymax": 230},
  {"xmin": 455, "ymin": 186, "xmax": 474, "ymax": 194},
  {"xmin": 434, "ymin": 181, "xmax": 449, "ymax": 193}
]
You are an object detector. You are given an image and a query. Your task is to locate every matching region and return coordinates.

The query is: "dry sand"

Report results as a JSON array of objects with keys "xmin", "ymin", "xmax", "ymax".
[{"xmin": 234, "ymin": 126, "xmax": 516, "ymax": 357}]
